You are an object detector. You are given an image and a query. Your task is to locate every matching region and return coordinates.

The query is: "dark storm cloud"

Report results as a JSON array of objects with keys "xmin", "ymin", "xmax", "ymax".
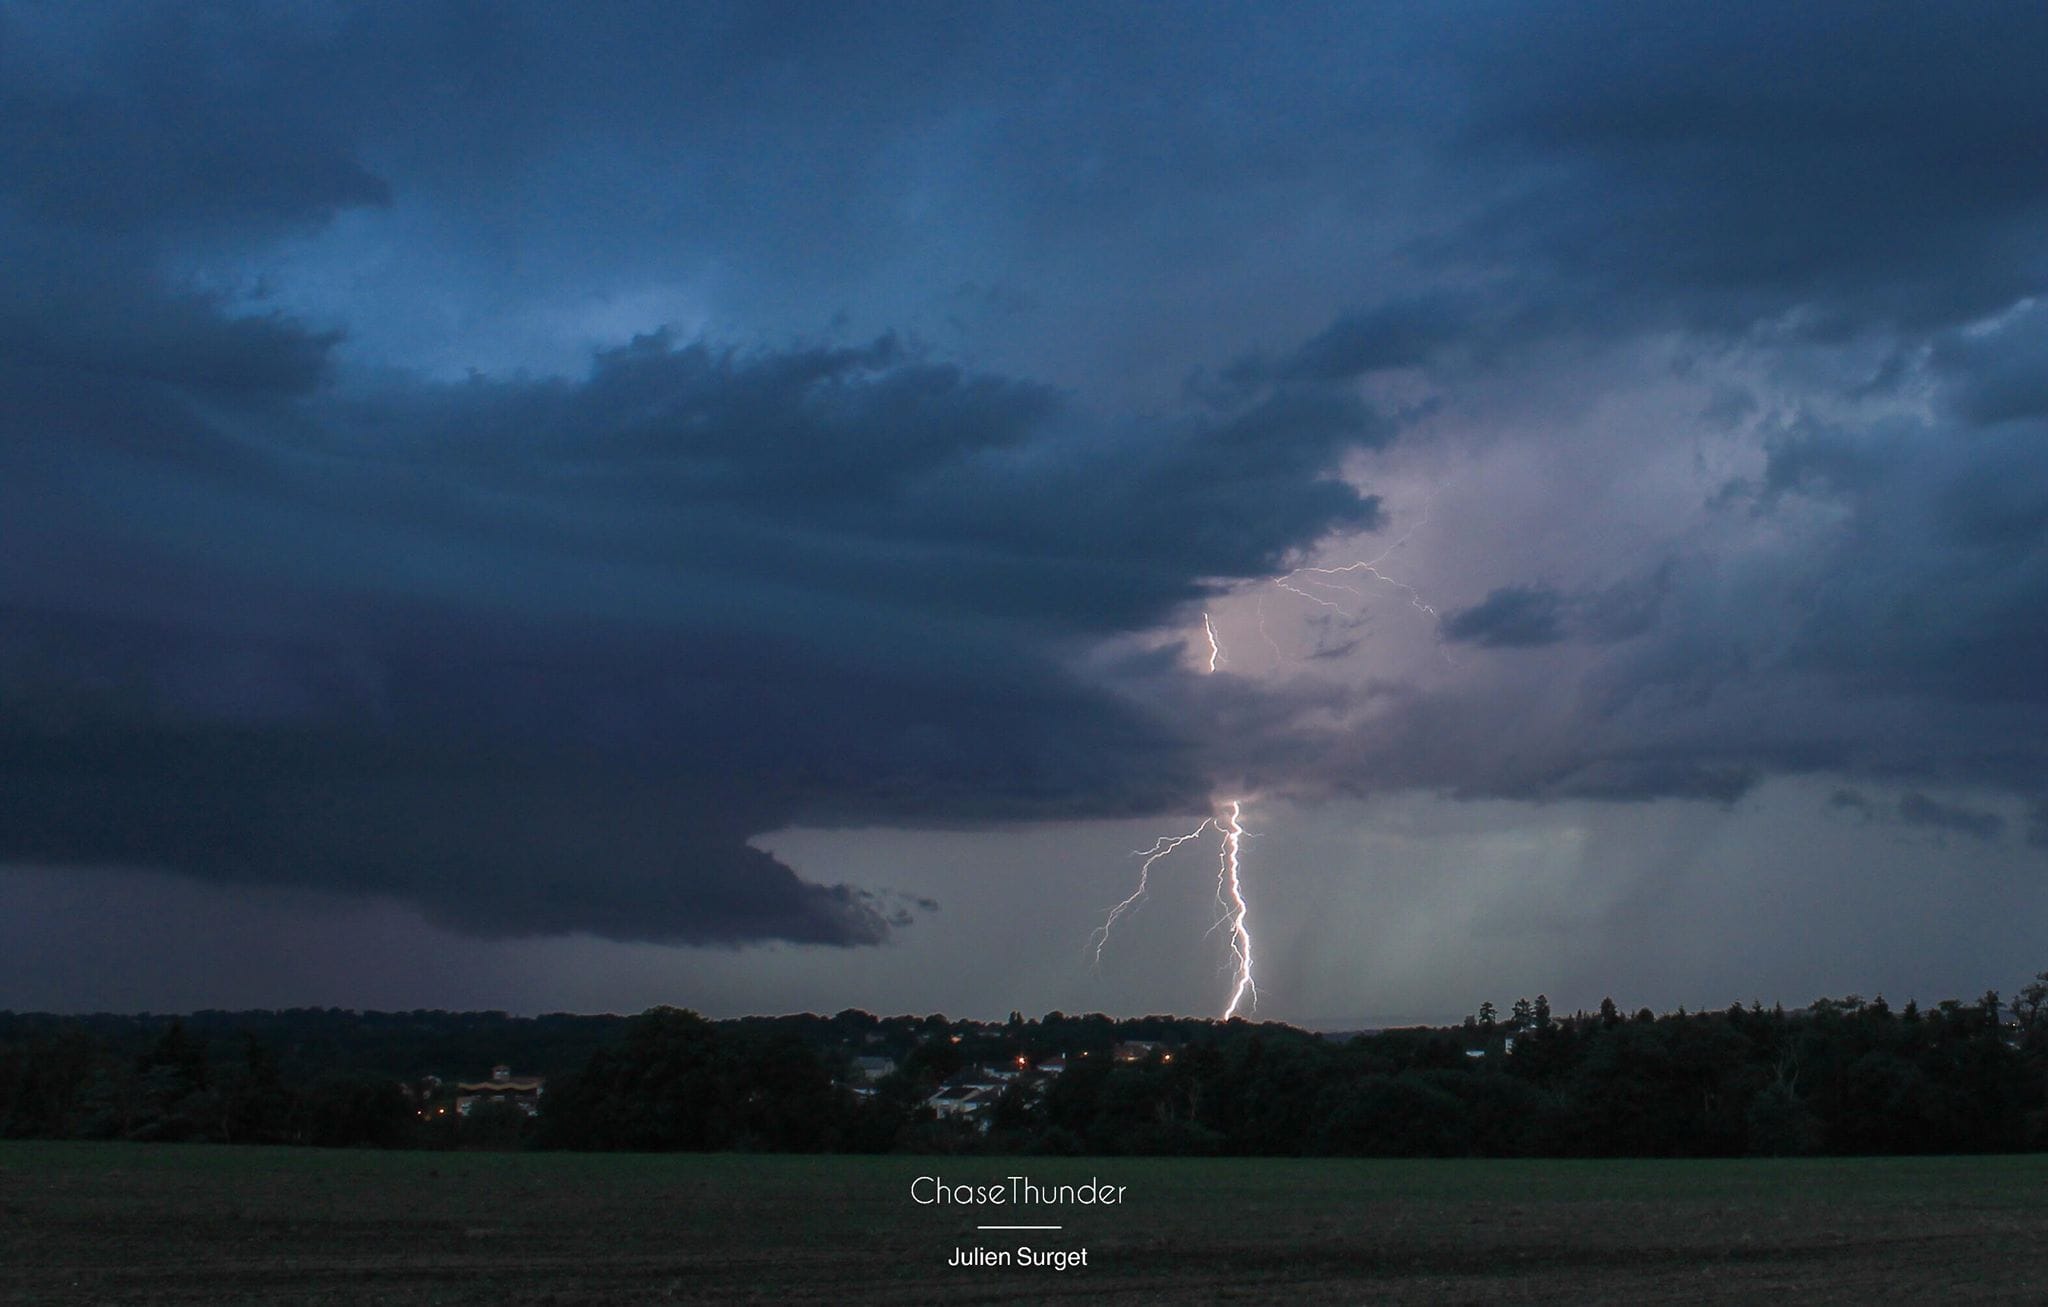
[
  {"xmin": 1441, "ymin": 568, "xmax": 1672, "ymax": 651},
  {"xmin": 1932, "ymin": 305, "xmax": 2048, "ymax": 429},
  {"xmin": 8, "ymin": 0, "xmax": 2048, "ymax": 963},
  {"xmin": 1131, "ymin": 2, "xmax": 2048, "ymax": 828},
  {"xmin": 0, "ymin": 273, "xmax": 339, "ymax": 405},
  {"xmin": 1704, "ymin": 405, "xmax": 2048, "ymax": 713},
  {"xmin": 0, "ymin": 6, "xmax": 389, "ymax": 237},
  {"xmin": 1895, "ymin": 793, "xmax": 2006, "ymax": 845},
  {"xmin": 0, "ymin": 0, "xmax": 1397, "ymax": 946},
  {"xmin": 1228, "ymin": 668, "xmax": 1785, "ymax": 812},
  {"xmin": 1340, "ymin": 4, "xmax": 2048, "ymax": 818},
  {"xmin": 1441, "ymin": 586, "xmax": 1567, "ymax": 649},
  {"xmin": 0, "ymin": 556, "xmax": 1207, "ymax": 947},
  {"xmin": 1273, "ymin": 297, "xmax": 1481, "ymax": 386},
  {"xmin": 1826, "ymin": 789, "xmax": 2005, "ymax": 845},
  {"xmin": 350, "ymin": 330, "xmax": 1383, "ymax": 631},
  {"xmin": 1445, "ymin": 2, "xmax": 2048, "ymax": 333},
  {"xmin": 0, "ymin": 309, "xmax": 1383, "ymax": 942}
]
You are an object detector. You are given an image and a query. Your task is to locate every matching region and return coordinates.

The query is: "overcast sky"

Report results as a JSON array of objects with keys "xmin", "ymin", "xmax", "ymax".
[{"xmin": 5, "ymin": 2, "xmax": 2048, "ymax": 1024}]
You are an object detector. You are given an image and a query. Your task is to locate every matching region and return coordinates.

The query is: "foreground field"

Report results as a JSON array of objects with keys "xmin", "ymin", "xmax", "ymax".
[{"xmin": 5, "ymin": 1143, "xmax": 2048, "ymax": 1304}]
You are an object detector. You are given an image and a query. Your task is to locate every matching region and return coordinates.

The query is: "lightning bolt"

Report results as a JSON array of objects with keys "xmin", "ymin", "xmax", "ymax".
[
  {"xmin": 1104, "ymin": 500, "xmax": 1437, "ymax": 1014},
  {"xmin": 1217, "ymin": 799, "xmax": 1256, "ymax": 1018},
  {"xmin": 1093, "ymin": 801, "xmax": 1257, "ymax": 1018},
  {"xmin": 1097, "ymin": 608, "xmax": 1261, "ymax": 1016},
  {"xmin": 1276, "ymin": 517, "xmax": 1436, "ymax": 617},
  {"xmin": 1275, "ymin": 491, "xmax": 1440, "ymax": 618},
  {"xmin": 1254, "ymin": 591, "xmax": 1284, "ymax": 661},
  {"xmin": 1283, "ymin": 559, "xmax": 1436, "ymax": 617},
  {"xmin": 1092, "ymin": 820, "xmax": 1215, "ymax": 966},
  {"xmin": 1202, "ymin": 611, "xmax": 1224, "ymax": 672},
  {"xmin": 1098, "ymin": 496, "xmax": 1440, "ymax": 1014},
  {"xmin": 1202, "ymin": 618, "xmax": 1255, "ymax": 1014},
  {"xmin": 1271, "ymin": 574, "xmax": 1352, "ymax": 612}
]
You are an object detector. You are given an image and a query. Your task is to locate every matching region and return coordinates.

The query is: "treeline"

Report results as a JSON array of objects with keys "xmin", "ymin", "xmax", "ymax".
[
  {"xmin": 0, "ymin": 1009, "xmax": 626, "ymax": 1083},
  {"xmin": 536, "ymin": 989, "xmax": 2048, "ymax": 1157},
  {"xmin": 10, "ymin": 981, "xmax": 2048, "ymax": 1155},
  {"xmin": 0, "ymin": 1019, "xmax": 419, "ymax": 1147},
  {"xmin": 1025, "ymin": 992, "xmax": 2048, "ymax": 1158},
  {"xmin": 0, "ymin": 1008, "xmax": 625, "ymax": 1149}
]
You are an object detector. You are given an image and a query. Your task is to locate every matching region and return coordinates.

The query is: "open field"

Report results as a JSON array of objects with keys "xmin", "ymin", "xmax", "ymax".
[{"xmin": 6, "ymin": 1143, "xmax": 2048, "ymax": 1304}]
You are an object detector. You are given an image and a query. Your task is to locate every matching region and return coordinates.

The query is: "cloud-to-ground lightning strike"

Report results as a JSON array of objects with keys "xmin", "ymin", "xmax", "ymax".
[
  {"xmin": 1093, "ymin": 618, "xmax": 1258, "ymax": 1018},
  {"xmin": 1105, "ymin": 502, "xmax": 1442, "ymax": 1015},
  {"xmin": 1092, "ymin": 801, "xmax": 1257, "ymax": 1017},
  {"xmin": 1216, "ymin": 799, "xmax": 1256, "ymax": 1018}
]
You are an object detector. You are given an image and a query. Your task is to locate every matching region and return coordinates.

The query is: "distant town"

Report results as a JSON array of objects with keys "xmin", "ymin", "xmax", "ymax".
[{"xmin": 9, "ymin": 980, "xmax": 2048, "ymax": 1158}]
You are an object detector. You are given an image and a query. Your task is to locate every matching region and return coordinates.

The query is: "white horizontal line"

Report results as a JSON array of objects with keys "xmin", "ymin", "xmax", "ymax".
[{"xmin": 976, "ymin": 1224, "xmax": 1062, "ymax": 1230}]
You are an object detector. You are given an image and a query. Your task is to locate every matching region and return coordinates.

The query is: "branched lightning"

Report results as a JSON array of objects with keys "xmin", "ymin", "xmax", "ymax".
[
  {"xmin": 1254, "ymin": 591, "xmax": 1284, "ymax": 661},
  {"xmin": 1216, "ymin": 800, "xmax": 1256, "ymax": 1018},
  {"xmin": 1092, "ymin": 820, "xmax": 1215, "ymax": 966},
  {"xmin": 1097, "ymin": 496, "xmax": 1440, "ymax": 1016},
  {"xmin": 1283, "ymin": 559, "xmax": 1436, "ymax": 617},
  {"xmin": 1271, "ymin": 574, "xmax": 1355, "ymax": 612},
  {"xmin": 1092, "ymin": 801, "xmax": 1256, "ymax": 1018},
  {"xmin": 1095, "ymin": 613, "xmax": 1260, "ymax": 1017},
  {"xmin": 1274, "ymin": 492, "xmax": 1440, "ymax": 619},
  {"xmin": 1277, "ymin": 512, "xmax": 1441, "ymax": 618}
]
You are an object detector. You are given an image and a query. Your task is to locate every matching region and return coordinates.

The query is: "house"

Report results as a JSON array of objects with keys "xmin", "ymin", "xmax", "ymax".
[
  {"xmin": 1114, "ymin": 1040, "xmax": 1169, "ymax": 1063},
  {"xmin": 850, "ymin": 1055, "xmax": 897, "ymax": 1083},
  {"xmin": 927, "ymin": 1083, "xmax": 992, "ymax": 1117},
  {"xmin": 926, "ymin": 1083, "xmax": 999, "ymax": 1129},
  {"xmin": 454, "ymin": 1064, "xmax": 546, "ymax": 1116},
  {"xmin": 925, "ymin": 1066, "xmax": 1019, "ymax": 1130}
]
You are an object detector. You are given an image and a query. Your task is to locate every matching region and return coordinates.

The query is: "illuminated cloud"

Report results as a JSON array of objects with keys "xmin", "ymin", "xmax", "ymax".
[{"xmin": 4, "ymin": 2, "xmax": 2047, "ymax": 989}]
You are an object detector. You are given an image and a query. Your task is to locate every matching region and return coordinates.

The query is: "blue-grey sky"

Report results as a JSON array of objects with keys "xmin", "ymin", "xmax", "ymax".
[{"xmin": 5, "ymin": 2, "xmax": 2048, "ymax": 1023}]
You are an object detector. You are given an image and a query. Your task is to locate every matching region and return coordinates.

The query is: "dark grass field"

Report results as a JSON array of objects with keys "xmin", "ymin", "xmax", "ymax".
[{"xmin": 6, "ymin": 1142, "xmax": 2048, "ymax": 1304}]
